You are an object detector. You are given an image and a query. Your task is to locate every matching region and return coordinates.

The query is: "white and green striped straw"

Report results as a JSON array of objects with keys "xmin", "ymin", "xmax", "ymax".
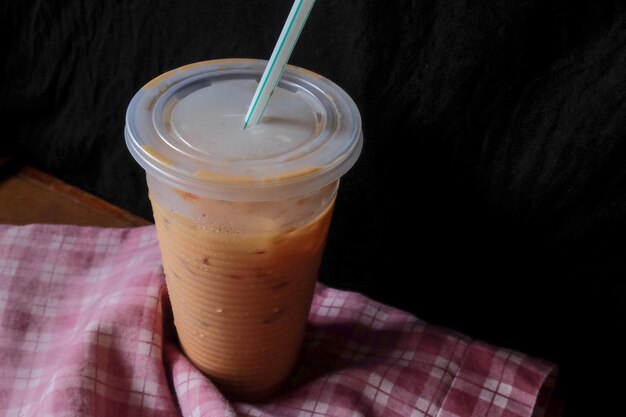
[{"xmin": 243, "ymin": 0, "xmax": 317, "ymax": 129}]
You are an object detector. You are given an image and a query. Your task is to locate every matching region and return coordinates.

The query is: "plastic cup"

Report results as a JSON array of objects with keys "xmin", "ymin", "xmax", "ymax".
[{"xmin": 125, "ymin": 59, "xmax": 362, "ymax": 400}]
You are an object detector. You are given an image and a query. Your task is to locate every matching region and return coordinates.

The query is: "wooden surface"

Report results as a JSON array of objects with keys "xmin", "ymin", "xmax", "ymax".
[{"xmin": 0, "ymin": 161, "xmax": 150, "ymax": 227}]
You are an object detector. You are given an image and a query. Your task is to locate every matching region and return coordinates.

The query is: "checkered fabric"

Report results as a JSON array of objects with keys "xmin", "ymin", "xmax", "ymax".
[{"xmin": 0, "ymin": 224, "xmax": 558, "ymax": 417}]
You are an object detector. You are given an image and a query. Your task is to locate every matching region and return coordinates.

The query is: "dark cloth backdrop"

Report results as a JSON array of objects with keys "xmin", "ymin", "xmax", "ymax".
[{"xmin": 2, "ymin": 1, "xmax": 625, "ymax": 415}]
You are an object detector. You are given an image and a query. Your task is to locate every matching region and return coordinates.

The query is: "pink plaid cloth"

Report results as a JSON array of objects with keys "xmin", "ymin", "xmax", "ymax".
[{"xmin": 0, "ymin": 224, "xmax": 558, "ymax": 417}]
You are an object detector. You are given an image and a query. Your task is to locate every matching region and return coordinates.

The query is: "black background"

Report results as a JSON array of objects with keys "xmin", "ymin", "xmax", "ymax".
[{"xmin": 3, "ymin": 1, "xmax": 626, "ymax": 415}]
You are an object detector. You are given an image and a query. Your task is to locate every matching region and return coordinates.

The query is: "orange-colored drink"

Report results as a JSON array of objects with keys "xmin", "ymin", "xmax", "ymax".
[{"xmin": 149, "ymin": 180, "xmax": 336, "ymax": 399}]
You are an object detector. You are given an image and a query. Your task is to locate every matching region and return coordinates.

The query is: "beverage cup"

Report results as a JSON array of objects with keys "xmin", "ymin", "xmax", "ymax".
[{"xmin": 125, "ymin": 59, "xmax": 362, "ymax": 400}]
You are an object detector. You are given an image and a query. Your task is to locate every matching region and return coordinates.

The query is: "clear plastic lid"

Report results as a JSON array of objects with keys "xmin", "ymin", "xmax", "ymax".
[{"xmin": 125, "ymin": 59, "xmax": 362, "ymax": 201}]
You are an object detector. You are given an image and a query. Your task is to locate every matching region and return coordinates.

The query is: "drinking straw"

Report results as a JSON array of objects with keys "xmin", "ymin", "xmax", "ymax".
[{"xmin": 243, "ymin": 0, "xmax": 317, "ymax": 129}]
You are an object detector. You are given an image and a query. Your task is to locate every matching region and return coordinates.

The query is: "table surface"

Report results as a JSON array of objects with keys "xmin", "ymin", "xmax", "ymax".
[{"xmin": 0, "ymin": 157, "xmax": 150, "ymax": 227}]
